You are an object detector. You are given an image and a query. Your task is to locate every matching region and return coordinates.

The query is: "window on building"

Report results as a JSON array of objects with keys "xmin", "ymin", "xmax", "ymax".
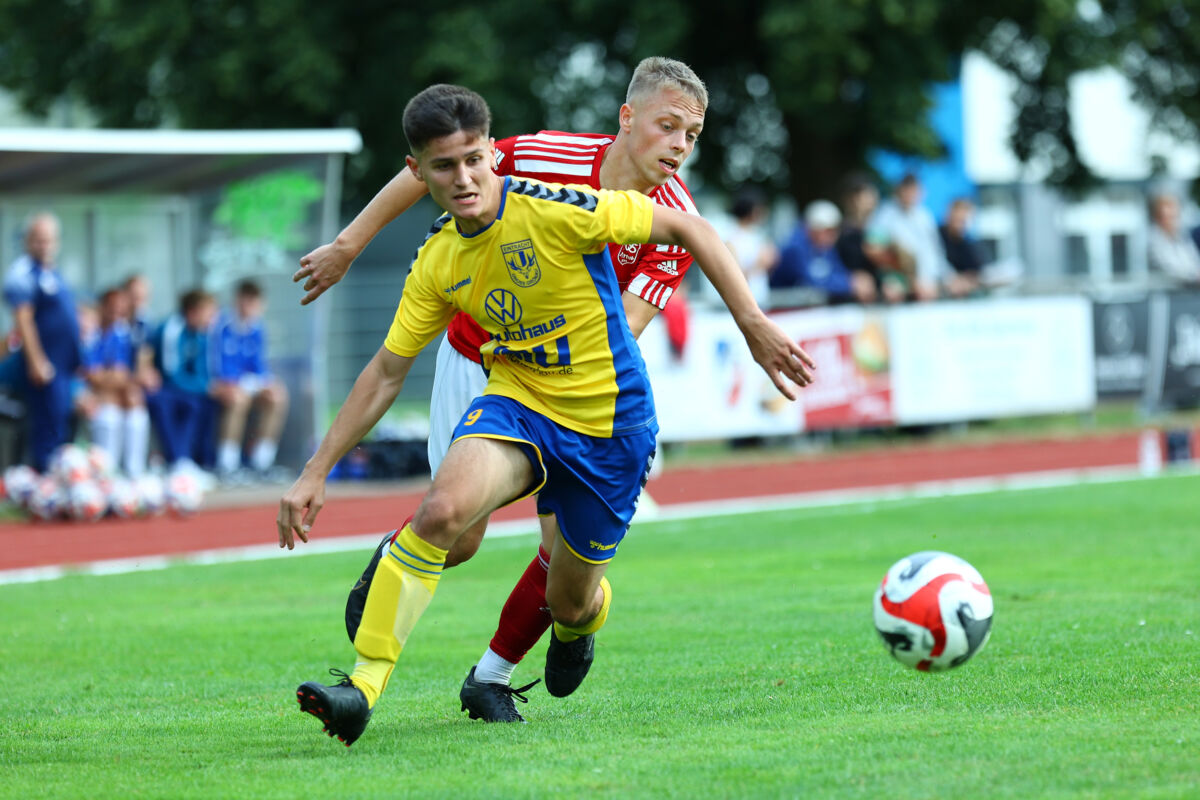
[
  {"xmin": 1110, "ymin": 233, "xmax": 1129, "ymax": 277},
  {"xmin": 1066, "ymin": 234, "xmax": 1089, "ymax": 275}
]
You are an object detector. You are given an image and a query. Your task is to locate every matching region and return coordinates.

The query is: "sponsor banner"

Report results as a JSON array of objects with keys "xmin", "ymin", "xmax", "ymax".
[
  {"xmin": 889, "ymin": 297, "xmax": 1095, "ymax": 424},
  {"xmin": 639, "ymin": 310, "xmax": 803, "ymax": 442},
  {"xmin": 1145, "ymin": 292, "xmax": 1200, "ymax": 410},
  {"xmin": 1092, "ymin": 297, "xmax": 1150, "ymax": 397},
  {"xmin": 780, "ymin": 308, "xmax": 893, "ymax": 429},
  {"xmin": 641, "ymin": 296, "xmax": 1095, "ymax": 441}
]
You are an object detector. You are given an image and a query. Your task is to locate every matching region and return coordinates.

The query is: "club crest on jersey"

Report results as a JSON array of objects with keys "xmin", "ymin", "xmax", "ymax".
[
  {"xmin": 501, "ymin": 239, "xmax": 541, "ymax": 287},
  {"xmin": 484, "ymin": 288, "xmax": 524, "ymax": 327},
  {"xmin": 617, "ymin": 243, "xmax": 642, "ymax": 266}
]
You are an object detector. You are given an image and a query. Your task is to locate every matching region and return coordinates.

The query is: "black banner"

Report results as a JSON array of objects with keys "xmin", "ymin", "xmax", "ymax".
[
  {"xmin": 1092, "ymin": 297, "xmax": 1150, "ymax": 397},
  {"xmin": 1157, "ymin": 293, "xmax": 1200, "ymax": 408}
]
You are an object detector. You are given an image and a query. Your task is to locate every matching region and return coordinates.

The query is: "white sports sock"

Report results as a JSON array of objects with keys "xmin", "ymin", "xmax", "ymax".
[
  {"xmin": 250, "ymin": 439, "xmax": 277, "ymax": 472},
  {"xmin": 122, "ymin": 406, "xmax": 150, "ymax": 478},
  {"xmin": 217, "ymin": 440, "xmax": 241, "ymax": 474},
  {"xmin": 473, "ymin": 647, "xmax": 517, "ymax": 686},
  {"xmin": 91, "ymin": 404, "xmax": 122, "ymax": 466}
]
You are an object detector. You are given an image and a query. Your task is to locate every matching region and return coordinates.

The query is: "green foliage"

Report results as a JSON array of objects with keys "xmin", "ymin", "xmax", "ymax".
[
  {"xmin": 1, "ymin": 475, "xmax": 1198, "ymax": 798},
  {"xmin": 213, "ymin": 169, "xmax": 323, "ymax": 248},
  {"xmin": 0, "ymin": 1, "xmax": 1198, "ymax": 204}
]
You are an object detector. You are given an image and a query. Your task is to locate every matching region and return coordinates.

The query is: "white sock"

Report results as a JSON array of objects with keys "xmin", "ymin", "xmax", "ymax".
[
  {"xmin": 91, "ymin": 404, "xmax": 122, "ymax": 465},
  {"xmin": 473, "ymin": 648, "xmax": 517, "ymax": 686},
  {"xmin": 250, "ymin": 439, "xmax": 277, "ymax": 472},
  {"xmin": 217, "ymin": 440, "xmax": 241, "ymax": 474},
  {"xmin": 122, "ymin": 406, "xmax": 150, "ymax": 478}
]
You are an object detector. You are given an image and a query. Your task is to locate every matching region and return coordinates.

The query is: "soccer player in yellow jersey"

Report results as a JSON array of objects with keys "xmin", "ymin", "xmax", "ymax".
[{"xmin": 278, "ymin": 83, "xmax": 814, "ymax": 746}]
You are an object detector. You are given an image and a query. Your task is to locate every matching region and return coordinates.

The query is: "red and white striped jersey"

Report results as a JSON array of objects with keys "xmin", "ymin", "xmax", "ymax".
[{"xmin": 446, "ymin": 130, "xmax": 697, "ymax": 362}]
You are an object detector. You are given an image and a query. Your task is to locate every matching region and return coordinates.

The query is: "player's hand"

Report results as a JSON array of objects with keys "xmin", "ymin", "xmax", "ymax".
[
  {"xmin": 294, "ymin": 241, "xmax": 355, "ymax": 305},
  {"xmin": 138, "ymin": 366, "xmax": 162, "ymax": 393},
  {"xmin": 28, "ymin": 357, "xmax": 55, "ymax": 387},
  {"xmin": 740, "ymin": 313, "xmax": 816, "ymax": 400},
  {"xmin": 277, "ymin": 470, "xmax": 325, "ymax": 550}
]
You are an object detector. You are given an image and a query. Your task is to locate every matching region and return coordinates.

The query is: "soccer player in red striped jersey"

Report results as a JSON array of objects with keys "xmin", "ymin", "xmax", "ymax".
[{"xmin": 296, "ymin": 58, "xmax": 712, "ymax": 721}]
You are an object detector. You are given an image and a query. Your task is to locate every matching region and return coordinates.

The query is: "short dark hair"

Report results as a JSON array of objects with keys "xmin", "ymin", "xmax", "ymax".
[
  {"xmin": 402, "ymin": 84, "xmax": 491, "ymax": 154},
  {"xmin": 730, "ymin": 186, "xmax": 768, "ymax": 221},
  {"xmin": 235, "ymin": 278, "xmax": 262, "ymax": 299},
  {"xmin": 99, "ymin": 286, "xmax": 125, "ymax": 305},
  {"xmin": 179, "ymin": 288, "xmax": 214, "ymax": 314}
]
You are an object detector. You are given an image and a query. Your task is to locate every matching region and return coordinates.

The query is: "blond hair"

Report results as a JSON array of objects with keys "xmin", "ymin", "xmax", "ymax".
[{"xmin": 626, "ymin": 57, "xmax": 708, "ymax": 110}]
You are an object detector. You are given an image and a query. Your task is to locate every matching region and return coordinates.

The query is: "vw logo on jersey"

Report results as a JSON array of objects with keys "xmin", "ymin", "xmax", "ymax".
[
  {"xmin": 501, "ymin": 239, "xmax": 541, "ymax": 287},
  {"xmin": 484, "ymin": 288, "xmax": 524, "ymax": 327}
]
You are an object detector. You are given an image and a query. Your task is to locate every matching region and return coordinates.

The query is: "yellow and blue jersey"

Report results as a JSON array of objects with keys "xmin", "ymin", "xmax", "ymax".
[{"xmin": 384, "ymin": 177, "xmax": 656, "ymax": 438}]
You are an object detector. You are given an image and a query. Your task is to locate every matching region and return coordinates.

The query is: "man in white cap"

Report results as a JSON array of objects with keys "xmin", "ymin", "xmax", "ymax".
[{"xmin": 772, "ymin": 199, "xmax": 876, "ymax": 304}]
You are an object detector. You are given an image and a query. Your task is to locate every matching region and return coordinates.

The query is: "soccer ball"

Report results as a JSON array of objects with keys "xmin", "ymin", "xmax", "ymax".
[
  {"xmin": 3, "ymin": 464, "xmax": 39, "ymax": 506},
  {"xmin": 107, "ymin": 478, "xmax": 142, "ymax": 519},
  {"xmin": 166, "ymin": 469, "xmax": 204, "ymax": 515},
  {"xmin": 28, "ymin": 476, "xmax": 65, "ymax": 520},
  {"xmin": 873, "ymin": 551, "xmax": 993, "ymax": 672},
  {"xmin": 50, "ymin": 443, "xmax": 92, "ymax": 485},
  {"xmin": 134, "ymin": 475, "xmax": 166, "ymax": 516},
  {"xmin": 68, "ymin": 480, "xmax": 108, "ymax": 522},
  {"xmin": 86, "ymin": 443, "xmax": 115, "ymax": 479}
]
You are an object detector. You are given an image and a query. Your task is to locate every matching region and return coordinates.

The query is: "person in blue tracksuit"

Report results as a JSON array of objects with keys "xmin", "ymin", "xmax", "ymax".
[
  {"xmin": 2, "ymin": 213, "xmax": 81, "ymax": 471},
  {"xmin": 145, "ymin": 289, "xmax": 219, "ymax": 469}
]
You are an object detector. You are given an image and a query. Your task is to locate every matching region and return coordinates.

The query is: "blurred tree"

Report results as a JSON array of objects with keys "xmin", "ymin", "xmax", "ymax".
[{"xmin": 0, "ymin": 0, "xmax": 1196, "ymax": 205}]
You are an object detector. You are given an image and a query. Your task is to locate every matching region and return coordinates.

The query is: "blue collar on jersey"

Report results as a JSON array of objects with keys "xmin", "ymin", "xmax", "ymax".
[{"xmin": 457, "ymin": 175, "xmax": 510, "ymax": 239}]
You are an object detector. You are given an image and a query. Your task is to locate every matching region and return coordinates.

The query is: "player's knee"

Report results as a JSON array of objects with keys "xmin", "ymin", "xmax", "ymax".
[
  {"xmin": 443, "ymin": 537, "xmax": 478, "ymax": 569},
  {"xmin": 411, "ymin": 492, "xmax": 470, "ymax": 549},
  {"xmin": 544, "ymin": 587, "xmax": 592, "ymax": 628},
  {"xmin": 443, "ymin": 519, "xmax": 486, "ymax": 568},
  {"xmin": 220, "ymin": 387, "xmax": 249, "ymax": 410},
  {"xmin": 266, "ymin": 382, "xmax": 289, "ymax": 406}
]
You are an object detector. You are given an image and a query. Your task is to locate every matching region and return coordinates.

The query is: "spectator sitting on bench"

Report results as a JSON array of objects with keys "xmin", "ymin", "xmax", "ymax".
[{"xmin": 212, "ymin": 279, "xmax": 289, "ymax": 481}]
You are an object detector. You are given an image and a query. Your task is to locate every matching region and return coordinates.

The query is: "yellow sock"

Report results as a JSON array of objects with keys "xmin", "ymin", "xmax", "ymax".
[
  {"xmin": 350, "ymin": 524, "xmax": 448, "ymax": 708},
  {"xmin": 554, "ymin": 576, "xmax": 611, "ymax": 643}
]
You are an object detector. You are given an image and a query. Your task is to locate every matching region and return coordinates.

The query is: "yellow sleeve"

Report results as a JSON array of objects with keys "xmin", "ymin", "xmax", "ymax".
[
  {"xmin": 559, "ymin": 186, "xmax": 655, "ymax": 253},
  {"xmin": 383, "ymin": 262, "xmax": 454, "ymax": 357}
]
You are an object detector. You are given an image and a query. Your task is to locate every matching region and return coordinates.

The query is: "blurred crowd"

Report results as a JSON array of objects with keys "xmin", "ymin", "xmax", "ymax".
[
  {"xmin": 724, "ymin": 172, "xmax": 990, "ymax": 310},
  {"xmin": 723, "ymin": 174, "xmax": 1200, "ymax": 311},
  {"xmin": 0, "ymin": 212, "xmax": 288, "ymax": 488}
]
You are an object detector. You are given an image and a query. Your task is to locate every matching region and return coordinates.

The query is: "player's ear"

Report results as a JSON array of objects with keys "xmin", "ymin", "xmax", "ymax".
[
  {"xmin": 405, "ymin": 155, "xmax": 423, "ymax": 183},
  {"xmin": 618, "ymin": 103, "xmax": 634, "ymax": 133},
  {"xmin": 488, "ymin": 137, "xmax": 498, "ymax": 168}
]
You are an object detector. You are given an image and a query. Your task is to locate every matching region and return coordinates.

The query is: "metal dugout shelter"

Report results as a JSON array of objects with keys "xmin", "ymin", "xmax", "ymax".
[{"xmin": 0, "ymin": 127, "xmax": 362, "ymax": 467}]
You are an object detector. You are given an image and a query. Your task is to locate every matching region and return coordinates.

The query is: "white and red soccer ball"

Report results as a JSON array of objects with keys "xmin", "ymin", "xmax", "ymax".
[
  {"xmin": 166, "ymin": 469, "xmax": 204, "ymax": 515},
  {"xmin": 106, "ymin": 478, "xmax": 142, "ymax": 518},
  {"xmin": 27, "ymin": 476, "xmax": 66, "ymax": 520},
  {"xmin": 134, "ymin": 474, "xmax": 167, "ymax": 516},
  {"xmin": 3, "ymin": 464, "xmax": 39, "ymax": 506},
  {"xmin": 873, "ymin": 551, "xmax": 993, "ymax": 672},
  {"xmin": 68, "ymin": 480, "xmax": 108, "ymax": 522},
  {"xmin": 50, "ymin": 443, "xmax": 92, "ymax": 486}
]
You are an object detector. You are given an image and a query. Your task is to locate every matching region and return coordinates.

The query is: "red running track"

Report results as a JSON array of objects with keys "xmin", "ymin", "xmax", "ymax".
[{"xmin": 0, "ymin": 432, "xmax": 1143, "ymax": 572}]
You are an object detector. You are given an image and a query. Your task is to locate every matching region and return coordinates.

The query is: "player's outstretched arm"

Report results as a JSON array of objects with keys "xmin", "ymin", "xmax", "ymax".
[
  {"xmin": 277, "ymin": 347, "xmax": 415, "ymax": 549},
  {"xmin": 647, "ymin": 207, "xmax": 816, "ymax": 400},
  {"xmin": 293, "ymin": 168, "xmax": 430, "ymax": 305}
]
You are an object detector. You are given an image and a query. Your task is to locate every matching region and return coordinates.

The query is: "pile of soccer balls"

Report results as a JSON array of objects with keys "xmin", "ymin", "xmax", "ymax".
[
  {"xmin": 872, "ymin": 551, "xmax": 994, "ymax": 671},
  {"xmin": 0, "ymin": 443, "xmax": 206, "ymax": 522}
]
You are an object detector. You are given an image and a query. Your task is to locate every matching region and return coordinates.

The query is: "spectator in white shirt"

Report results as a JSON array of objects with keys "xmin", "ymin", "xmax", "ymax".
[
  {"xmin": 1147, "ymin": 192, "xmax": 1200, "ymax": 285},
  {"xmin": 873, "ymin": 173, "xmax": 948, "ymax": 301}
]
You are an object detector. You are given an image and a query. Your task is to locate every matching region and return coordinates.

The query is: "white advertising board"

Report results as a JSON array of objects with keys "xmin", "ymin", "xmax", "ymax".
[
  {"xmin": 639, "ymin": 309, "xmax": 803, "ymax": 442},
  {"xmin": 888, "ymin": 297, "xmax": 1096, "ymax": 424},
  {"xmin": 640, "ymin": 297, "xmax": 1095, "ymax": 441}
]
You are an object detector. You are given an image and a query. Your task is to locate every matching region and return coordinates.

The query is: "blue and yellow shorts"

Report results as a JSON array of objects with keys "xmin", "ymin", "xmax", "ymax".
[{"xmin": 450, "ymin": 394, "xmax": 656, "ymax": 564}]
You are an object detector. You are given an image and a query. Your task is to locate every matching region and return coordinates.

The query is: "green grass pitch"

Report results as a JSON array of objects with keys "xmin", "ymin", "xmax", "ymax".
[{"xmin": 2, "ymin": 474, "xmax": 1197, "ymax": 799}]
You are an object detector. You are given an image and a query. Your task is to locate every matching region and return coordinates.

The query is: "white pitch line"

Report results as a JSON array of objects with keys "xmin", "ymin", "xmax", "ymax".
[{"xmin": 0, "ymin": 463, "xmax": 1192, "ymax": 586}]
